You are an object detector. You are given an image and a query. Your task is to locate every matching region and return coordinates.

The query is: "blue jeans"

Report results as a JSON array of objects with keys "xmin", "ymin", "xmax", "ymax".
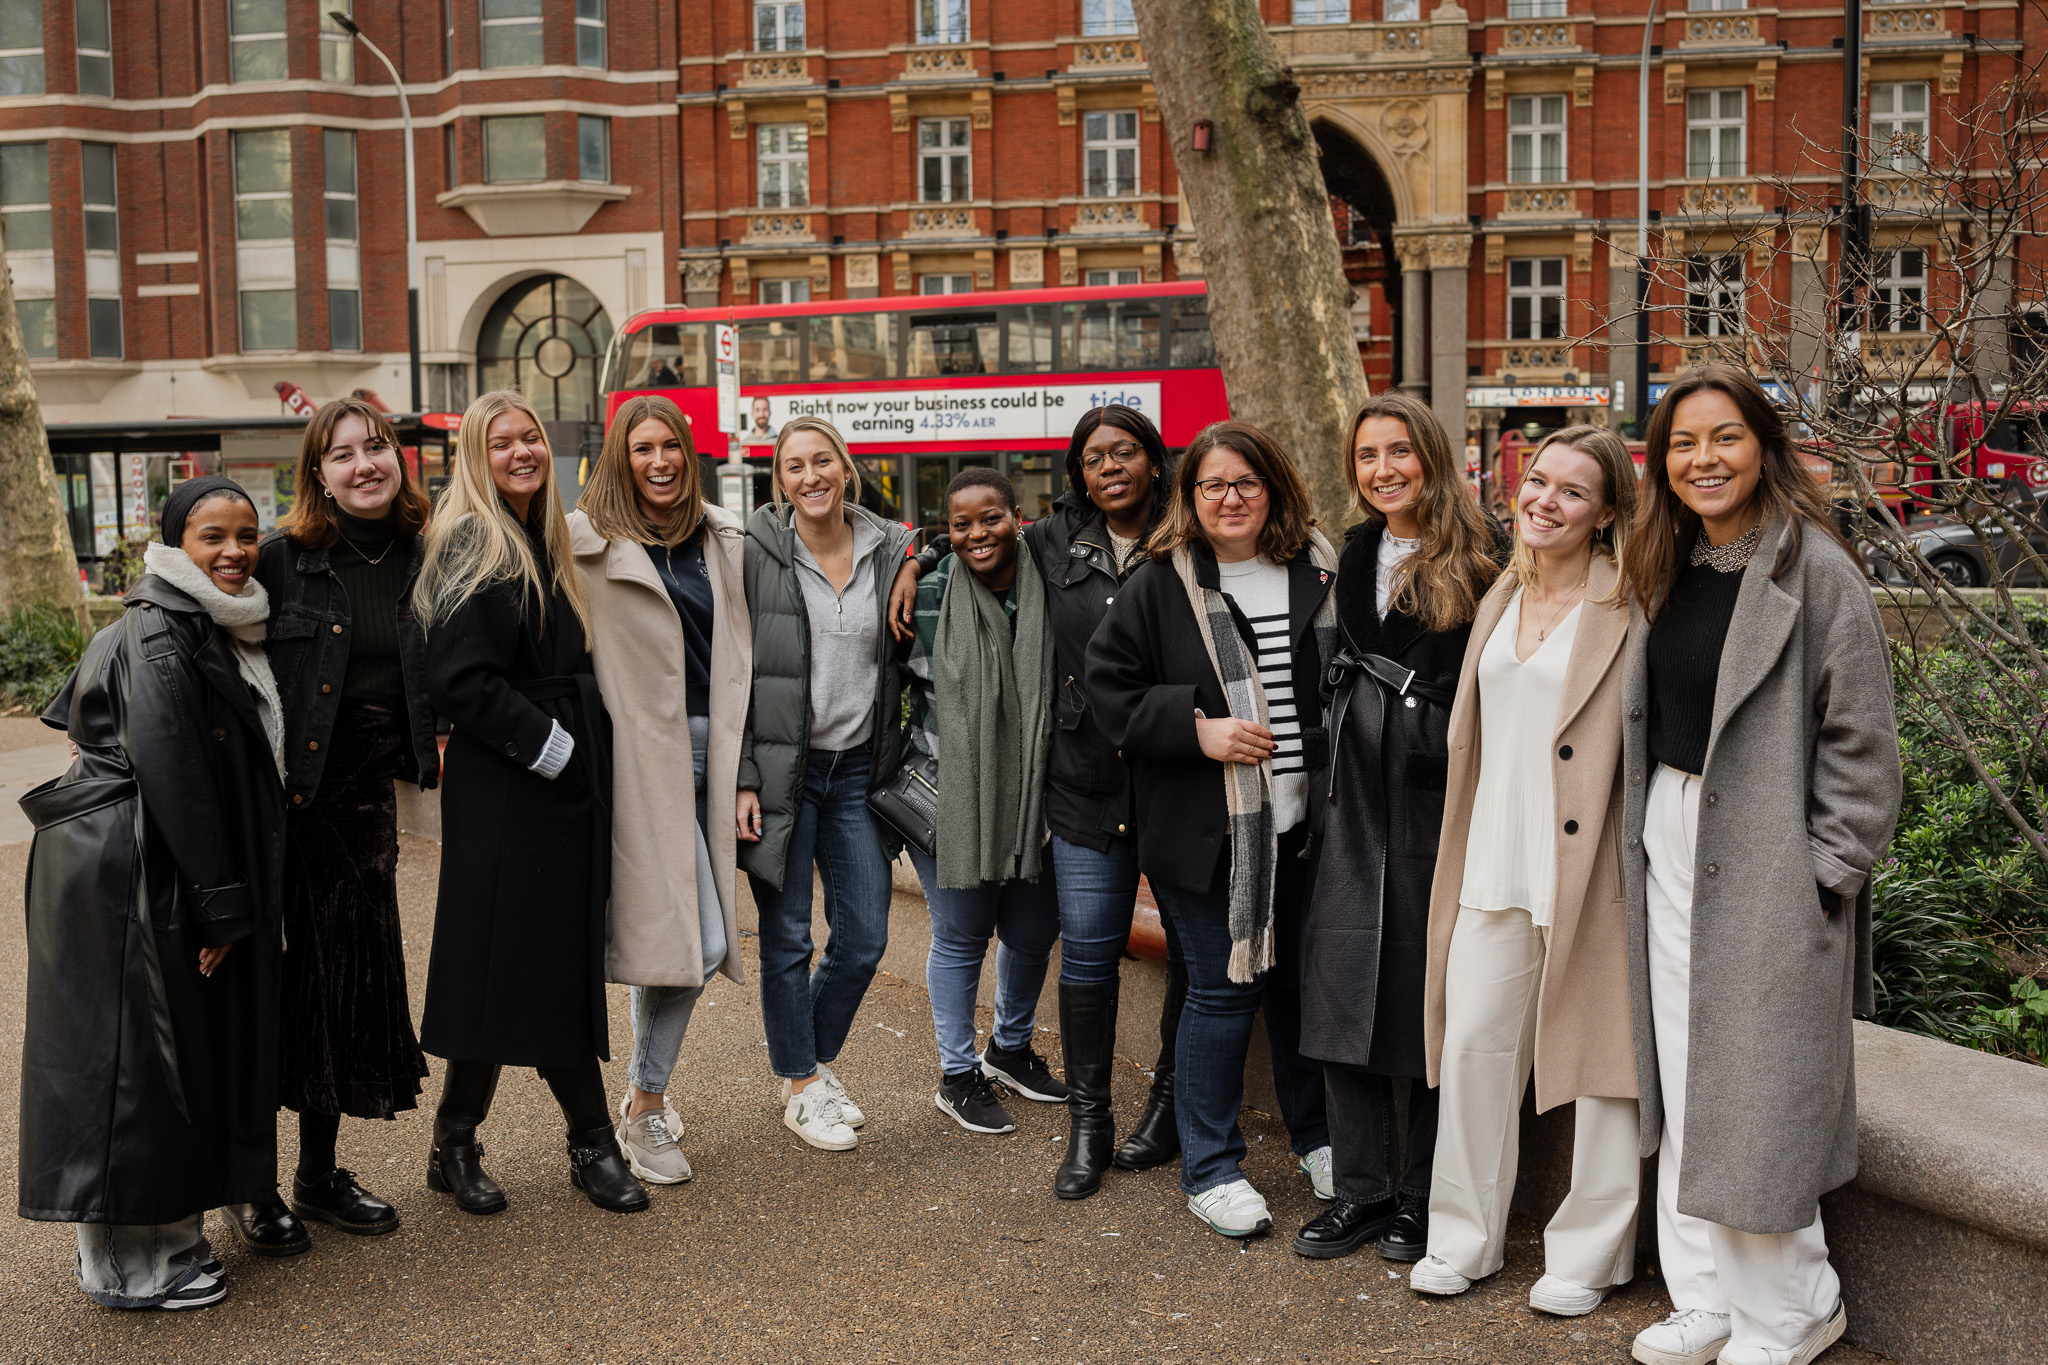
[
  {"xmin": 749, "ymin": 747, "xmax": 893, "ymax": 1081},
  {"xmin": 1048, "ymin": 832, "xmax": 1180, "ymax": 985},
  {"xmin": 1150, "ymin": 827, "xmax": 1329, "ymax": 1195},
  {"xmin": 628, "ymin": 716, "xmax": 715, "ymax": 1095},
  {"xmin": 909, "ymin": 847, "xmax": 1061, "ymax": 1075}
]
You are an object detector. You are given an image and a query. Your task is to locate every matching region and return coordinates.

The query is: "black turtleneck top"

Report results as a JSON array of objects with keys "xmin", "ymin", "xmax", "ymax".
[
  {"xmin": 1645, "ymin": 549, "xmax": 1746, "ymax": 777},
  {"xmin": 329, "ymin": 507, "xmax": 410, "ymax": 708}
]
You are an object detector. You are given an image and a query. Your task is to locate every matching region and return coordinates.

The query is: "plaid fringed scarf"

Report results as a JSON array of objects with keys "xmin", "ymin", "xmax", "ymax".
[{"xmin": 1173, "ymin": 531, "xmax": 1339, "ymax": 982}]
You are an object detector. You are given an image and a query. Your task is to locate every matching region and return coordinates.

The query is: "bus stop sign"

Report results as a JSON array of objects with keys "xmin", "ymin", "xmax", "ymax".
[{"xmin": 715, "ymin": 324, "xmax": 739, "ymax": 434}]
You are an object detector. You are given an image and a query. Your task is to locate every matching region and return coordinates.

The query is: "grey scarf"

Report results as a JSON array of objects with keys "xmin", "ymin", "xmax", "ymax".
[
  {"xmin": 143, "ymin": 541, "xmax": 286, "ymax": 781},
  {"xmin": 1173, "ymin": 531, "xmax": 1339, "ymax": 982},
  {"xmin": 932, "ymin": 555, "xmax": 1053, "ymax": 889}
]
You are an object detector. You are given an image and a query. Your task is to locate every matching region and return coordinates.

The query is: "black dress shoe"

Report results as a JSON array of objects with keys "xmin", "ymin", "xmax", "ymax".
[
  {"xmin": 426, "ymin": 1139, "xmax": 508, "ymax": 1215},
  {"xmin": 225, "ymin": 1196, "xmax": 311, "ymax": 1256},
  {"xmin": 1292, "ymin": 1196, "xmax": 1396, "ymax": 1260},
  {"xmin": 292, "ymin": 1166, "xmax": 399, "ymax": 1235},
  {"xmin": 1377, "ymin": 1202, "xmax": 1429, "ymax": 1262},
  {"xmin": 566, "ymin": 1127, "xmax": 649, "ymax": 1213}
]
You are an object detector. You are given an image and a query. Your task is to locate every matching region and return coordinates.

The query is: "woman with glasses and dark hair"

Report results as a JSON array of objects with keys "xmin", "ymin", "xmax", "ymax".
[
  {"xmin": 1620, "ymin": 364, "xmax": 1899, "ymax": 1365},
  {"xmin": 1087, "ymin": 420, "xmax": 1338, "ymax": 1239}
]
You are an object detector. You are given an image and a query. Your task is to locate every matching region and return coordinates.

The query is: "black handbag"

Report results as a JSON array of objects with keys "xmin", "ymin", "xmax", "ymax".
[{"xmin": 867, "ymin": 747, "xmax": 940, "ymax": 858}]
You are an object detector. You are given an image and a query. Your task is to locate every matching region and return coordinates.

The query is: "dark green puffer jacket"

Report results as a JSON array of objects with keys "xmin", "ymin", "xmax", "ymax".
[{"xmin": 737, "ymin": 502, "xmax": 916, "ymax": 890}]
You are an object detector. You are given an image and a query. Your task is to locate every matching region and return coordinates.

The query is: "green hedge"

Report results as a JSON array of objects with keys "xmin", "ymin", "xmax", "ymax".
[{"xmin": 0, "ymin": 606, "xmax": 89, "ymax": 716}]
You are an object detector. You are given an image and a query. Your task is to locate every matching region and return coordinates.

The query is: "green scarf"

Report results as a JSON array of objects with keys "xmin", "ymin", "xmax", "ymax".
[{"xmin": 932, "ymin": 554, "xmax": 1053, "ymax": 889}]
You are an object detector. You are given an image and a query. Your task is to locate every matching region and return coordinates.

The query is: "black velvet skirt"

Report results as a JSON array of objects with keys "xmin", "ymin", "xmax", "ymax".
[{"xmin": 279, "ymin": 701, "xmax": 428, "ymax": 1119}]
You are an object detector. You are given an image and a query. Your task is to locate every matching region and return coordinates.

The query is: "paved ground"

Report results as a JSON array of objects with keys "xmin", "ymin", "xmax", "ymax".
[{"xmin": 0, "ymin": 719, "xmax": 1884, "ymax": 1365}]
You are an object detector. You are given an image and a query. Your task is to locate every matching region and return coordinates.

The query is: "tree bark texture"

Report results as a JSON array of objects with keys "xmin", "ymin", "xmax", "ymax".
[
  {"xmin": 1133, "ymin": 0, "xmax": 1370, "ymax": 523},
  {"xmin": 0, "ymin": 237, "xmax": 82, "ymax": 612}
]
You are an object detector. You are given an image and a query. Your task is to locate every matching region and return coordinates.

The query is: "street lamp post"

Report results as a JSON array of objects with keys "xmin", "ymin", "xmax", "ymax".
[
  {"xmin": 1635, "ymin": 0, "xmax": 1663, "ymax": 435},
  {"xmin": 331, "ymin": 12, "xmax": 420, "ymax": 415}
]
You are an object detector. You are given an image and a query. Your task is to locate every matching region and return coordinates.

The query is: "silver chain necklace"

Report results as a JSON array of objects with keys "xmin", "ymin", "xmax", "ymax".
[{"xmin": 1690, "ymin": 521, "xmax": 1762, "ymax": 573}]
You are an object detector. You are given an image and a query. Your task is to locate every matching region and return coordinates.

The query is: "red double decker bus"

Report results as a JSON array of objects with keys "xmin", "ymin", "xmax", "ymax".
[{"xmin": 597, "ymin": 281, "xmax": 1227, "ymax": 539}]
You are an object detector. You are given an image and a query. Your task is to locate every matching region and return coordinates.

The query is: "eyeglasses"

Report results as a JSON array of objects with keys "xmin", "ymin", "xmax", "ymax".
[
  {"xmin": 1194, "ymin": 476, "xmax": 1268, "ymax": 502},
  {"xmin": 1081, "ymin": 444, "xmax": 1145, "ymax": 474}
]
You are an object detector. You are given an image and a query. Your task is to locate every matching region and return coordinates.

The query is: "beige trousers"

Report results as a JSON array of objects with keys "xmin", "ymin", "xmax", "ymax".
[
  {"xmin": 1646, "ymin": 764, "xmax": 1839, "ymax": 1352},
  {"xmin": 1427, "ymin": 903, "xmax": 1641, "ymax": 1286}
]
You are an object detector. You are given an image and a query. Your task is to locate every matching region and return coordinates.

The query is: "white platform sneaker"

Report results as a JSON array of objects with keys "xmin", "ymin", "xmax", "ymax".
[{"xmin": 1632, "ymin": 1309, "xmax": 1733, "ymax": 1365}]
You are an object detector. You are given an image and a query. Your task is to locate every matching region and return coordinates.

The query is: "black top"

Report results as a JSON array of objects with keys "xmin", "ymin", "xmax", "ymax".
[
  {"xmin": 1646, "ymin": 553, "xmax": 1746, "ymax": 776},
  {"xmin": 646, "ymin": 530, "xmax": 714, "ymax": 717},
  {"xmin": 328, "ymin": 508, "xmax": 410, "ymax": 709}
]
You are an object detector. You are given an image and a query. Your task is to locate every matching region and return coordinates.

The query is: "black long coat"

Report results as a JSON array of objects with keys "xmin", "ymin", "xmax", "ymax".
[
  {"xmin": 18, "ymin": 576, "xmax": 285, "ymax": 1224},
  {"xmin": 1299, "ymin": 521, "xmax": 1500, "ymax": 1076},
  {"xmin": 418, "ymin": 528, "xmax": 613, "ymax": 1069}
]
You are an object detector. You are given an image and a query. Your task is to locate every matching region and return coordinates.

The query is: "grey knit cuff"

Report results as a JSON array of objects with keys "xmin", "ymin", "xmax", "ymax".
[{"xmin": 530, "ymin": 719, "xmax": 574, "ymax": 780}]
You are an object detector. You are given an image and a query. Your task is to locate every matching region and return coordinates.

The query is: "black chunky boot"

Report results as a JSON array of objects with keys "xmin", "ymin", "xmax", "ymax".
[
  {"xmin": 566, "ymin": 1126, "xmax": 650, "ymax": 1212},
  {"xmin": 1114, "ymin": 958, "xmax": 1185, "ymax": 1170},
  {"xmin": 1054, "ymin": 979, "xmax": 1120, "ymax": 1200},
  {"xmin": 426, "ymin": 1062, "xmax": 508, "ymax": 1215}
]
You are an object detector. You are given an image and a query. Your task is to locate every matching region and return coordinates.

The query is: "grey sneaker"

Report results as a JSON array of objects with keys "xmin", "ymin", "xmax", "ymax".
[
  {"xmin": 615, "ymin": 1104, "xmax": 693, "ymax": 1185},
  {"xmin": 1298, "ymin": 1144, "xmax": 1335, "ymax": 1201},
  {"xmin": 1187, "ymin": 1179, "xmax": 1273, "ymax": 1238}
]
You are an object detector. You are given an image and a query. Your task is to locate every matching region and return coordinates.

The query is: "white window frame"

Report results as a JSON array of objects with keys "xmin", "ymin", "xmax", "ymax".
[
  {"xmin": 1082, "ymin": 0, "xmax": 1136, "ymax": 36},
  {"xmin": 1873, "ymin": 248, "xmax": 1927, "ymax": 334},
  {"xmin": 75, "ymin": 0, "xmax": 112, "ymax": 97},
  {"xmin": 323, "ymin": 130, "xmax": 361, "ymax": 352},
  {"xmin": 918, "ymin": 116, "xmax": 972, "ymax": 204},
  {"xmin": 1291, "ymin": 0, "xmax": 1348, "ymax": 22},
  {"xmin": 1084, "ymin": 269, "xmax": 1141, "ymax": 287},
  {"xmin": 759, "ymin": 278, "xmax": 810, "ymax": 305},
  {"xmin": 1083, "ymin": 109, "xmax": 1139, "ymax": 198},
  {"xmin": 918, "ymin": 273, "xmax": 973, "ymax": 295},
  {"xmin": 229, "ymin": 0, "xmax": 287, "ymax": 83},
  {"xmin": 575, "ymin": 0, "xmax": 605, "ymax": 69},
  {"xmin": 577, "ymin": 115, "xmax": 610, "ymax": 182},
  {"xmin": 1383, "ymin": 0, "xmax": 1420, "ymax": 19},
  {"xmin": 1870, "ymin": 81, "xmax": 1930, "ymax": 174},
  {"xmin": 1688, "ymin": 0, "xmax": 1748, "ymax": 9},
  {"xmin": 915, "ymin": 0, "xmax": 968, "ymax": 45},
  {"xmin": 1686, "ymin": 87, "xmax": 1746, "ymax": 178},
  {"xmin": 233, "ymin": 128, "xmax": 296, "ymax": 353},
  {"xmin": 479, "ymin": 0, "xmax": 543, "ymax": 70},
  {"xmin": 754, "ymin": 0, "xmax": 804, "ymax": 51},
  {"xmin": 0, "ymin": 0, "xmax": 45, "ymax": 96},
  {"xmin": 0, "ymin": 142, "xmax": 52, "ymax": 357},
  {"xmin": 1506, "ymin": 0, "xmax": 1566, "ymax": 16},
  {"xmin": 1506, "ymin": 257, "xmax": 1566, "ymax": 341},
  {"xmin": 1685, "ymin": 253, "xmax": 1745, "ymax": 338},
  {"xmin": 321, "ymin": 0, "xmax": 353, "ymax": 82},
  {"xmin": 483, "ymin": 114, "xmax": 546, "ymax": 183},
  {"xmin": 1507, "ymin": 94, "xmax": 1567, "ymax": 185},
  {"xmin": 756, "ymin": 123, "xmax": 809, "ymax": 208}
]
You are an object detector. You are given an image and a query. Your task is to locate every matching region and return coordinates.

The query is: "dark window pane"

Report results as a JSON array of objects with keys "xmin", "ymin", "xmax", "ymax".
[
  {"xmin": 809, "ymin": 312, "xmax": 895, "ymax": 380},
  {"xmin": 84, "ymin": 207, "xmax": 116, "ymax": 251},
  {"xmin": 2, "ymin": 208, "xmax": 50, "ymax": 249},
  {"xmin": 905, "ymin": 310, "xmax": 997, "ymax": 376},
  {"xmin": 324, "ymin": 130, "xmax": 355, "ymax": 193},
  {"xmin": 78, "ymin": 52, "xmax": 111, "ymax": 96},
  {"xmin": 1, "ymin": 142, "xmax": 49, "ymax": 204},
  {"xmin": 1169, "ymin": 296, "xmax": 1214, "ymax": 368},
  {"xmin": 328, "ymin": 290, "xmax": 361, "ymax": 351},
  {"xmin": 1540, "ymin": 296, "xmax": 1562, "ymax": 338},
  {"xmin": 76, "ymin": 0, "xmax": 110, "ymax": 51},
  {"xmin": 325, "ymin": 196, "xmax": 357, "ymax": 240},
  {"xmin": 620, "ymin": 322, "xmax": 711, "ymax": 389},
  {"xmin": 82, "ymin": 143, "xmax": 116, "ymax": 204},
  {"xmin": 16, "ymin": 297, "xmax": 53, "ymax": 357},
  {"xmin": 737, "ymin": 318, "xmax": 803, "ymax": 384},
  {"xmin": 1508, "ymin": 259, "xmax": 1531, "ymax": 288},
  {"xmin": 87, "ymin": 297, "xmax": 121, "ymax": 357},
  {"xmin": 1004, "ymin": 305, "xmax": 1054, "ymax": 372},
  {"xmin": 0, "ymin": 0, "xmax": 42, "ymax": 48},
  {"xmin": 578, "ymin": 116, "xmax": 609, "ymax": 181},
  {"xmin": 1062, "ymin": 298, "xmax": 1160, "ymax": 370}
]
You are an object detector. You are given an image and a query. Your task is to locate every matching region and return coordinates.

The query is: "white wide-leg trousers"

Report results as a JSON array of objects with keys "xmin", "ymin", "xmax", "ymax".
[
  {"xmin": 1428, "ymin": 903, "xmax": 1641, "ymax": 1287},
  {"xmin": 1645, "ymin": 763, "xmax": 1839, "ymax": 1352}
]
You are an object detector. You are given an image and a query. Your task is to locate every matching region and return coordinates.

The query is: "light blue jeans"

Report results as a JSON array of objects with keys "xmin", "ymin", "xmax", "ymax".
[
  {"xmin": 909, "ymin": 846, "xmax": 1061, "ymax": 1076},
  {"xmin": 627, "ymin": 715, "xmax": 725, "ymax": 1095},
  {"xmin": 75, "ymin": 1216, "xmax": 210, "ymax": 1308}
]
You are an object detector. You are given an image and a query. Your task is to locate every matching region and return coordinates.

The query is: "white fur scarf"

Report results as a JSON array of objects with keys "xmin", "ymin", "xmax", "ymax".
[{"xmin": 143, "ymin": 541, "xmax": 287, "ymax": 781}]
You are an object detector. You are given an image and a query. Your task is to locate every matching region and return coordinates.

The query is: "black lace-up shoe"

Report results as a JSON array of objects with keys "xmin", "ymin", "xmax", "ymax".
[
  {"xmin": 292, "ymin": 1166, "xmax": 399, "ymax": 1235},
  {"xmin": 980, "ymin": 1042, "xmax": 1069, "ymax": 1103},
  {"xmin": 1377, "ymin": 1201, "xmax": 1430, "ymax": 1262},
  {"xmin": 936, "ymin": 1069, "xmax": 1017, "ymax": 1134},
  {"xmin": 225, "ymin": 1196, "xmax": 311, "ymax": 1256},
  {"xmin": 1293, "ymin": 1197, "xmax": 1397, "ymax": 1260}
]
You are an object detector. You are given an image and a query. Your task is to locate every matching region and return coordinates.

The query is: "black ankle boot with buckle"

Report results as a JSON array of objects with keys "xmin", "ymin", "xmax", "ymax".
[
  {"xmin": 427, "ymin": 1061, "xmax": 507, "ymax": 1215},
  {"xmin": 566, "ymin": 1126, "xmax": 649, "ymax": 1212}
]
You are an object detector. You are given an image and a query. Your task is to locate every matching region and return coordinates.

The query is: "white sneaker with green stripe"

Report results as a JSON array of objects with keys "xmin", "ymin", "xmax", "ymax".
[
  {"xmin": 782, "ymin": 1083, "xmax": 857, "ymax": 1151},
  {"xmin": 1187, "ymin": 1179, "xmax": 1273, "ymax": 1237}
]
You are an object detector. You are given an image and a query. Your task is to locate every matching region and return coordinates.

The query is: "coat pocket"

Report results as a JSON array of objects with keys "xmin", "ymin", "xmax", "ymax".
[
  {"xmin": 269, "ymin": 608, "xmax": 323, "ymax": 640},
  {"xmin": 1055, "ymin": 674, "xmax": 1088, "ymax": 731}
]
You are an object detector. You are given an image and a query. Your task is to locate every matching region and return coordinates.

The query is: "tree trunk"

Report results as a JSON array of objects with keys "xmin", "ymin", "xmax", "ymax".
[
  {"xmin": 1132, "ymin": 0, "xmax": 1369, "ymax": 523},
  {"xmin": 0, "ymin": 235, "xmax": 82, "ymax": 613}
]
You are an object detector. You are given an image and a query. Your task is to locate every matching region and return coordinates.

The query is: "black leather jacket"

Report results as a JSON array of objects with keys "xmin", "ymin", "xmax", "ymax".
[{"xmin": 253, "ymin": 531, "xmax": 440, "ymax": 810}]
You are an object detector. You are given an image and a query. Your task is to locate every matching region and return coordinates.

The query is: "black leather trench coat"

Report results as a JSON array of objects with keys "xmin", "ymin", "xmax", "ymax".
[
  {"xmin": 17, "ymin": 576, "xmax": 285, "ymax": 1224},
  {"xmin": 1299, "ymin": 520, "xmax": 1502, "ymax": 1076}
]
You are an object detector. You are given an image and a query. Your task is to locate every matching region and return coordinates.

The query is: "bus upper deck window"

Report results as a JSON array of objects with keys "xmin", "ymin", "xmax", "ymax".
[
  {"xmin": 906, "ymin": 311, "xmax": 998, "ymax": 377},
  {"xmin": 1169, "ymin": 296, "xmax": 1214, "ymax": 369},
  {"xmin": 810, "ymin": 312, "xmax": 896, "ymax": 381},
  {"xmin": 738, "ymin": 318, "xmax": 803, "ymax": 385},
  {"xmin": 1004, "ymin": 305, "xmax": 1055, "ymax": 373},
  {"xmin": 1063, "ymin": 297, "xmax": 1161, "ymax": 371},
  {"xmin": 626, "ymin": 323, "xmax": 710, "ymax": 388}
]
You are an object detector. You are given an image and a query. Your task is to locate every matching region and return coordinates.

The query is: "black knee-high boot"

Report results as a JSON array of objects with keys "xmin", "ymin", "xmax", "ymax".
[
  {"xmin": 427, "ymin": 1061, "xmax": 507, "ymax": 1215},
  {"xmin": 541, "ymin": 1064, "xmax": 649, "ymax": 1214},
  {"xmin": 1114, "ymin": 959, "xmax": 1186, "ymax": 1170},
  {"xmin": 1054, "ymin": 979, "xmax": 1120, "ymax": 1199}
]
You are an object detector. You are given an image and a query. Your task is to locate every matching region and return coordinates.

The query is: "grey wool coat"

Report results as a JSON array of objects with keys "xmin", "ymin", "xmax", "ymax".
[{"xmin": 1621, "ymin": 515, "xmax": 1902, "ymax": 1235}]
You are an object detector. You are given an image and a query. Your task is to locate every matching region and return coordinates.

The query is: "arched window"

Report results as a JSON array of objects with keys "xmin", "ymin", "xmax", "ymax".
[{"xmin": 476, "ymin": 275, "xmax": 614, "ymax": 423}]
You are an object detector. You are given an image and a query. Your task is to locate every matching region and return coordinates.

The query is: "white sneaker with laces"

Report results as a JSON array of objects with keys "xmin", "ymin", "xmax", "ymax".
[
  {"xmin": 783, "ymin": 1067, "xmax": 865, "ymax": 1129},
  {"xmin": 1716, "ymin": 1300, "xmax": 1846, "ymax": 1365},
  {"xmin": 615, "ymin": 1099, "xmax": 693, "ymax": 1184},
  {"xmin": 1409, "ymin": 1255, "xmax": 1473, "ymax": 1296},
  {"xmin": 1186, "ymin": 1179, "xmax": 1273, "ymax": 1237},
  {"xmin": 782, "ymin": 1083, "xmax": 858, "ymax": 1151},
  {"xmin": 1632, "ymin": 1309, "xmax": 1733, "ymax": 1365},
  {"xmin": 1298, "ymin": 1145, "xmax": 1334, "ymax": 1201},
  {"xmin": 1529, "ymin": 1272, "xmax": 1608, "ymax": 1316}
]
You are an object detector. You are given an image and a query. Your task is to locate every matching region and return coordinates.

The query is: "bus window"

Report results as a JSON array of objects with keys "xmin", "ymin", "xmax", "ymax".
[
  {"xmin": 1169, "ymin": 296, "xmax": 1215, "ymax": 369},
  {"xmin": 854, "ymin": 455, "xmax": 906, "ymax": 521},
  {"xmin": 1009, "ymin": 451, "xmax": 1059, "ymax": 522},
  {"xmin": 1063, "ymin": 297, "xmax": 1162, "ymax": 370},
  {"xmin": 1003, "ymin": 304, "xmax": 1056, "ymax": 373},
  {"xmin": 906, "ymin": 310, "xmax": 999, "ymax": 377},
  {"xmin": 614, "ymin": 323, "xmax": 709, "ymax": 390},
  {"xmin": 738, "ymin": 318, "xmax": 804, "ymax": 385},
  {"xmin": 810, "ymin": 312, "xmax": 896, "ymax": 381}
]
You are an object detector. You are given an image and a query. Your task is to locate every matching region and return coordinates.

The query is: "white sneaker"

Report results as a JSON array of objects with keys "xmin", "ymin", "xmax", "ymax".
[
  {"xmin": 1632, "ymin": 1309, "xmax": 1733, "ymax": 1365},
  {"xmin": 1529, "ymin": 1273, "xmax": 1608, "ymax": 1316},
  {"xmin": 615, "ymin": 1100, "xmax": 693, "ymax": 1185},
  {"xmin": 783, "ymin": 1067, "xmax": 865, "ymax": 1129},
  {"xmin": 1187, "ymin": 1179, "xmax": 1273, "ymax": 1238},
  {"xmin": 1409, "ymin": 1255, "xmax": 1473, "ymax": 1296},
  {"xmin": 1717, "ymin": 1301, "xmax": 1846, "ymax": 1365},
  {"xmin": 782, "ymin": 1083, "xmax": 858, "ymax": 1151},
  {"xmin": 1297, "ymin": 1145, "xmax": 1334, "ymax": 1201},
  {"xmin": 158, "ymin": 1272, "xmax": 227, "ymax": 1310}
]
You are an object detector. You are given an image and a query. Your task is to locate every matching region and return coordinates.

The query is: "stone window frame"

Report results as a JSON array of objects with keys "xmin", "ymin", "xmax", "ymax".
[
  {"xmin": 1506, "ymin": 256, "xmax": 1567, "ymax": 341},
  {"xmin": 919, "ymin": 116, "xmax": 972, "ymax": 204},
  {"xmin": 1684, "ymin": 253, "xmax": 1745, "ymax": 338},
  {"xmin": 1083, "ymin": 109, "xmax": 1139, "ymax": 198},
  {"xmin": 756, "ymin": 121, "xmax": 810, "ymax": 208},
  {"xmin": 1686, "ymin": 87, "xmax": 1747, "ymax": 179},
  {"xmin": 1507, "ymin": 93, "xmax": 1567, "ymax": 185},
  {"xmin": 1870, "ymin": 80, "xmax": 1930, "ymax": 175},
  {"xmin": 755, "ymin": 0, "xmax": 804, "ymax": 52}
]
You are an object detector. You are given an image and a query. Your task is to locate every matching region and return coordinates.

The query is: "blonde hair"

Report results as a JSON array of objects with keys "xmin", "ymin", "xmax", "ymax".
[
  {"xmin": 413, "ymin": 389, "xmax": 593, "ymax": 639},
  {"xmin": 1506, "ymin": 424, "xmax": 1638, "ymax": 600},
  {"xmin": 1347, "ymin": 392, "xmax": 1502, "ymax": 633},
  {"xmin": 580, "ymin": 394, "xmax": 704, "ymax": 548},
  {"xmin": 769, "ymin": 416, "xmax": 862, "ymax": 507}
]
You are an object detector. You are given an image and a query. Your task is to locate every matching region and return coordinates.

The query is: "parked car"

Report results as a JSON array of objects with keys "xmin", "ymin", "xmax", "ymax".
[{"xmin": 1865, "ymin": 485, "xmax": 2048, "ymax": 588}]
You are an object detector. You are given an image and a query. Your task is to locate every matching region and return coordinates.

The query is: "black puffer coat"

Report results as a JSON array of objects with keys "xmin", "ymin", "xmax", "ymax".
[
  {"xmin": 1299, "ymin": 519, "xmax": 1505, "ymax": 1076},
  {"xmin": 18, "ymin": 576, "xmax": 285, "ymax": 1224}
]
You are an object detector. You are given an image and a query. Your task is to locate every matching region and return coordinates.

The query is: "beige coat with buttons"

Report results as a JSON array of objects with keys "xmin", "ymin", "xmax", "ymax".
[
  {"xmin": 1422, "ymin": 552, "xmax": 1637, "ymax": 1110},
  {"xmin": 569, "ymin": 505, "xmax": 751, "ymax": 988}
]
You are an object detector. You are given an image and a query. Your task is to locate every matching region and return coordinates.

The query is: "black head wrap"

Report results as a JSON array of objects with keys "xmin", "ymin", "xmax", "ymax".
[{"xmin": 158, "ymin": 475, "xmax": 255, "ymax": 547}]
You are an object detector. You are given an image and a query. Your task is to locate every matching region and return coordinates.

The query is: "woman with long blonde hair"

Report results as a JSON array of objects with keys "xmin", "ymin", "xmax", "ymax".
[{"xmin": 414, "ymin": 390, "xmax": 648, "ymax": 1216}]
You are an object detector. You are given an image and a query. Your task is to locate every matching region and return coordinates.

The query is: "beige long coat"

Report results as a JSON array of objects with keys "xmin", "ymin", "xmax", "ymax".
[
  {"xmin": 1423, "ymin": 552, "xmax": 1637, "ymax": 1111},
  {"xmin": 569, "ymin": 505, "xmax": 751, "ymax": 988}
]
